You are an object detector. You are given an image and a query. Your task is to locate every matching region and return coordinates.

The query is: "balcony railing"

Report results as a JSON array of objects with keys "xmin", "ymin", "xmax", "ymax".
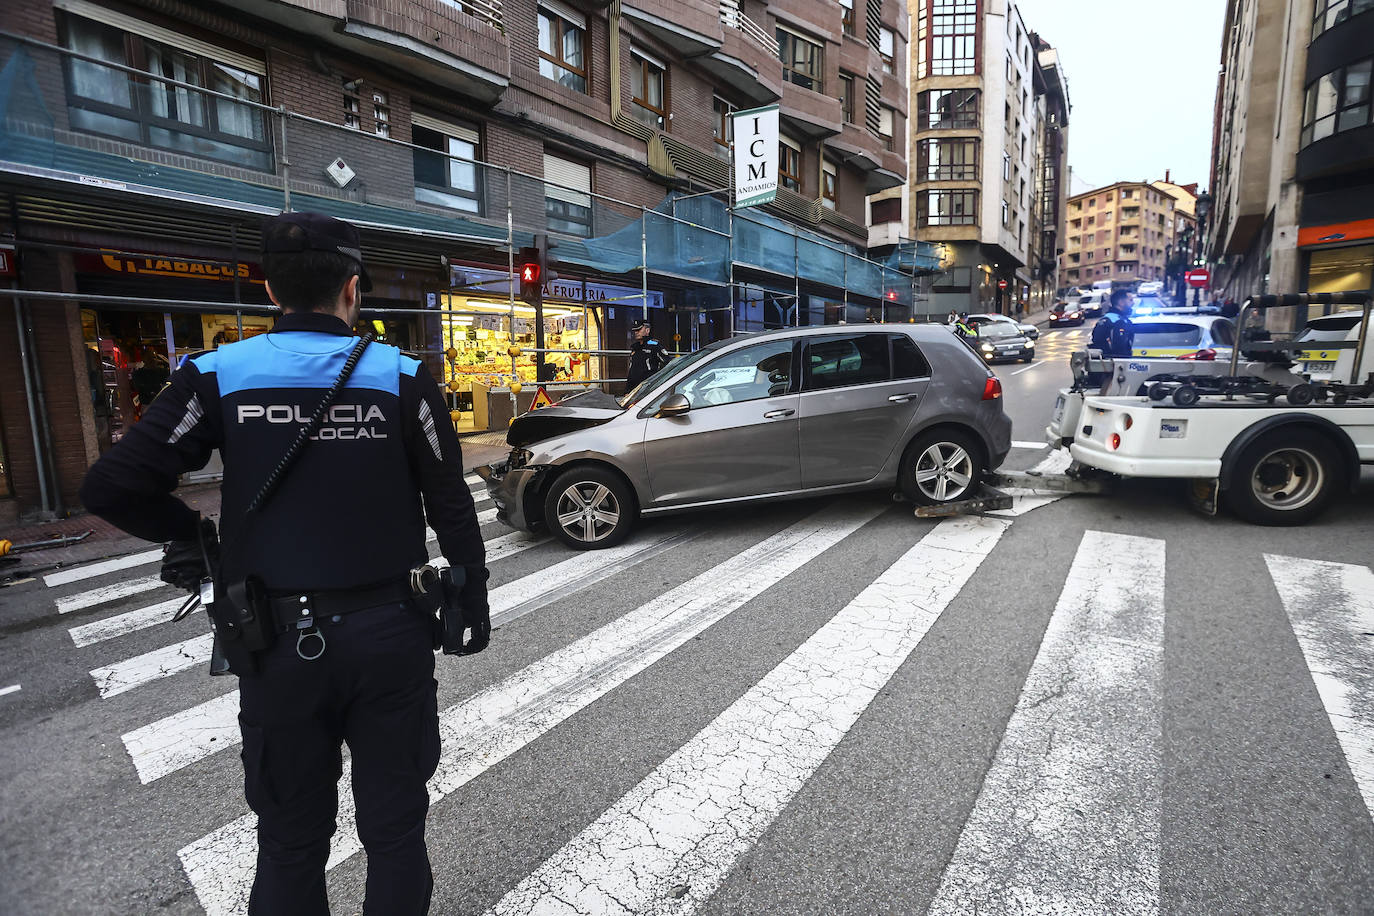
[
  {"xmin": 446, "ymin": 0, "xmax": 504, "ymax": 32},
  {"xmin": 719, "ymin": 0, "xmax": 779, "ymax": 55}
]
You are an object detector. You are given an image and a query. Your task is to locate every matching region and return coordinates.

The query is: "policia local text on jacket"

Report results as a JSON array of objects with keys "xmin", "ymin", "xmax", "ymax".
[{"xmin": 79, "ymin": 212, "xmax": 486, "ymax": 915}]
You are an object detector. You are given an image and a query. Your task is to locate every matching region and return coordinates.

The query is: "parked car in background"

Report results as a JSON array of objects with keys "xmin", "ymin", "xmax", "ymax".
[
  {"xmin": 1293, "ymin": 311, "xmax": 1368, "ymax": 382},
  {"xmin": 478, "ymin": 325, "xmax": 1013, "ymax": 548},
  {"xmin": 1137, "ymin": 280, "xmax": 1164, "ymax": 297},
  {"xmin": 1078, "ymin": 290, "xmax": 1107, "ymax": 318},
  {"xmin": 1049, "ymin": 301, "xmax": 1085, "ymax": 327}
]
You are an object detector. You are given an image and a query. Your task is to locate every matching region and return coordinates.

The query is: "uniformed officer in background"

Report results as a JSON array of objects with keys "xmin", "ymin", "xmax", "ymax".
[
  {"xmin": 80, "ymin": 211, "xmax": 488, "ymax": 915},
  {"xmin": 623, "ymin": 317, "xmax": 670, "ymax": 393},
  {"xmin": 1090, "ymin": 288, "xmax": 1136, "ymax": 358}
]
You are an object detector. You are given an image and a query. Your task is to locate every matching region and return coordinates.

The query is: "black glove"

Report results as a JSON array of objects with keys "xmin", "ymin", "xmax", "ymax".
[
  {"xmin": 440, "ymin": 565, "xmax": 490, "ymax": 655},
  {"xmin": 161, "ymin": 517, "xmax": 218, "ymax": 595}
]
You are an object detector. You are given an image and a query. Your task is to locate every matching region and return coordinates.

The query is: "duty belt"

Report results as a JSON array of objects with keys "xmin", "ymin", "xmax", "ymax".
[{"xmin": 266, "ymin": 578, "xmax": 416, "ymax": 635}]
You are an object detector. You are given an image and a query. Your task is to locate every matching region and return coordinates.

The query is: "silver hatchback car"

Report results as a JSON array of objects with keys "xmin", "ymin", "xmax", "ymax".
[{"xmin": 476, "ymin": 324, "xmax": 1012, "ymax": 548}]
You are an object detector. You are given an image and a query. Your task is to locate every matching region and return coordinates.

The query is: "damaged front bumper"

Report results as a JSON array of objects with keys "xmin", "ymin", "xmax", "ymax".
[{"xmin": 474, "ymin": 459, "xmax": 545, "ymax": 531}]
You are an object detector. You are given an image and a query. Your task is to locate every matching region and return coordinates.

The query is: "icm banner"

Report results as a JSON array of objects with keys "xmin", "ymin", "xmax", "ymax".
[{"xmin": 732, "ymin": 104, "xmax": 779, "ymax": 209}]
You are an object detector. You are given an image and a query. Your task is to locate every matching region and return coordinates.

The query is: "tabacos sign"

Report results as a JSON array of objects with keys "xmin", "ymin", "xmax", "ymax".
[
  {"xmin": 77, "ymin": 250, "xmax": 266, "ymax": 283},
  {"xmin": 732, "ymin": 104, "xmax": 780, "ymax": 209}
]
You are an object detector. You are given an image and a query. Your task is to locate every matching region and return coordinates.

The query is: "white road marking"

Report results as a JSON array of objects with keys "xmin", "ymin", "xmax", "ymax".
[
  {"xmin": 488, "ymin": 513, "xmax": 1012, "ymax": 916},
  {"xmin": 57, "ymin": 575, "xmax": 165, "ymax": 614},
  {"xmin": 179, "ymin": 502, "xmax": 885, "ymax": 916},
  {"xmin": 1010, "ymin": 359, "xmax": 1049, "ymax": 376},
  {"xmin": 43, "ymin": 549, "xmax": 163, "ymax": 588},
  {"xmin": 0, "ymin": 684, "xmax": 21, "ymax": 698},
  {"xmin": 123, "ymin": 531, "xmax": 674, "ymax": 785},
  {"xmin": 927, "ymin": 530, "xmax": 1166, "ymax": 916},
  {"xmin": 1011, "ymin": 440, "xmax": 1048, "ymax": 450},
  {"xmin": 1266, "ymin": 555, "xmax": 1374, "ymax": 821},
  {"xmin": 90, "ymin": 634, "xmax": 214, "ymax": 699},
  {"xmin": 465, "ymin": 472, "xmax": 484, "ymax": 487},
  {"xmin": 68, "ymin": 597, "xmax": 186, "ymax": 648}
]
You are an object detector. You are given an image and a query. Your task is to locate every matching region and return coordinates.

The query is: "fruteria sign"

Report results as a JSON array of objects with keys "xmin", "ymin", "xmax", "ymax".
[{"xmin": 732, "ymin": 104, "xmax": 780, "ymax": 209}]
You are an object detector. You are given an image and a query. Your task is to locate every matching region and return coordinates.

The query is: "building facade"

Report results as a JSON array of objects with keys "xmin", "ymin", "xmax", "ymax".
[
  {"xmin": 0, "ymin": 0, "xmax": 911, "ymax": 521},
  {"xmin": 1027, "ymin": 32, "xmax": 1069, "ymax": 314},
  {"xmin": 1207, "ymin": 0, "xmax": 1374, "ymax": 315},
  {"xmin": 906, "ymin": 0, "xmax": 1047, "ymax": 315},
  {"xmin": 1152, "ymin": 173, "xmax": 1200, "ymax": 303},
  {"xmin": 1060, "ymin": 181, "xmax": 1178, "ymax": 289}
]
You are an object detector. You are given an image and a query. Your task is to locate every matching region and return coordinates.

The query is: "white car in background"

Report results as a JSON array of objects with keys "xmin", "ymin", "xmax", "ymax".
[
  {"xmin": 1131, "ymin": 311, "xmax": 1237, "ymax": 361},
  {"xmin": 1294, "ymin": 312, "xmax": 1368, "ymax": 382},
  {"xmin": 1137, "ymin": 280, "xmax": 1164, "ymax": 297}
]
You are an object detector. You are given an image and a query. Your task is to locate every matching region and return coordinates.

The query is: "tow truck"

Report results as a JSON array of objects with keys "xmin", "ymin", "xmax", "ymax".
[{"xmin": 1034, "ymin": 292, "xmax": 1373, "ymax": 525}]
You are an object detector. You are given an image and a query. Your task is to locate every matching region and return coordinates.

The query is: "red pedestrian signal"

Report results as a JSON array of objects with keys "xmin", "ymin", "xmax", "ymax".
[{"xmin": 521, "ymin": 263, "xmax": 540, "ymax": 284}]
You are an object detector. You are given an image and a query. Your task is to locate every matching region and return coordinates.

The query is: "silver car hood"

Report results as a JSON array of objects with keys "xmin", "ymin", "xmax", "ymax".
[{"xmin": 506, "ymin": 404, "xmax": 622, "ymax": 448}]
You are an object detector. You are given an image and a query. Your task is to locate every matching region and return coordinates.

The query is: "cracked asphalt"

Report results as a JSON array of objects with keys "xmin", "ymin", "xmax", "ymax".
[{"xmin": 1, "ymin": 332, "xmax": 1373, "ymax": 915}]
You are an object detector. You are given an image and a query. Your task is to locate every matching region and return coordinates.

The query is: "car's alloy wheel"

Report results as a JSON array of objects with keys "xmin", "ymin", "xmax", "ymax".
[
  {"xmin": 900, "ymin": 430, "xmax": 984, "ymax": 505},
  {"xmin": 542, "ymin": 466, "xmax": 636, "ymax": 549}
]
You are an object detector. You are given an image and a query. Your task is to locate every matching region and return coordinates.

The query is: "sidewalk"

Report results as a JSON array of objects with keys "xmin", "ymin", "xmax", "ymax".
[{"xmin": 0, "ymin": 436, "xmax": 512, "ymax": 581}]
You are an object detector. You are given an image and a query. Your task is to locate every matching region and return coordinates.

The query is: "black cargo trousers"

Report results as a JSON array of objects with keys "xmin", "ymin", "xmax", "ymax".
[{"xmin": 238, "ymin": 600, "xmax": 440, "ymax": 916}]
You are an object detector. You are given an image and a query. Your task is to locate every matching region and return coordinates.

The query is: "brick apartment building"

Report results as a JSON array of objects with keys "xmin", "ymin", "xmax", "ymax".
[
  {"xmin": 1059, "ymin": 181, "xmax": 1178, "ymax": 289},
  {"xmin": 0, "ymin": 0, "xmax": 912, "ymax": 522}
]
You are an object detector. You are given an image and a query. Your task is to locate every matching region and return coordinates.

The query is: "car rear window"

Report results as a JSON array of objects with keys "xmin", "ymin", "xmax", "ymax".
[
  {"xmin": 1296, "ymin": 315, "xmax": 1362, "ymax": 343},
  {"xmin": 892, "ymin": 335, "xmax": 931, "ymax": 380},
  {"xmin": 805, "ymin": 334, "xmax": 890, "ymax": 390},
  {"xmin": 1133, "ymin": 323, "xmax": 1203, "ymax": 347}
]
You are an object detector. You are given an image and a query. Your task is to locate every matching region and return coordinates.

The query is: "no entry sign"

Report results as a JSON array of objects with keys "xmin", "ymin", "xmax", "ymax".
[{"xmin": 1185, "ymin": 268, "xmax": 1211, "ymax": 288}]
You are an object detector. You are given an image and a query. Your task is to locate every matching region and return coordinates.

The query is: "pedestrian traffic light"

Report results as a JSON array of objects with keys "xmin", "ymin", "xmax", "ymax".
[{"xmin": 517, "ymin": 245, "xmax": 540, "ymax": 303}]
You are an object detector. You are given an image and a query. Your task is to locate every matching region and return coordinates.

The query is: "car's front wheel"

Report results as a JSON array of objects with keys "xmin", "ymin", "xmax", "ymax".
[
  {"xmin": 542, "ymin": 466, "xmax": 636, "ymax": 549},
  {"xmin": 899, "ymin": 429, "xmax": 984, "ymax": 506}
]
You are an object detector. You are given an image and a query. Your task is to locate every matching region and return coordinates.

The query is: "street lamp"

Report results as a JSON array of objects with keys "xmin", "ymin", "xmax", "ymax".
[{"xmin": 1192, "ymin": 191, "xmax": 1212, "ymax": 307}]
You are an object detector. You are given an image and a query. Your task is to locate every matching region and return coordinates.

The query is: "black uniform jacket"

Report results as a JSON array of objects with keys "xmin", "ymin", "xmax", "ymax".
[
  {"xmin": 625, "ymin": 338, "xmax": 670, "ymax": 392},
  {"xmin": 1090, "ymin": 311, "xmax": 1135, "ymax": 358},
  {"xmin": 80, "ymin": 312, "xmax": 484, "ymax": 592}
]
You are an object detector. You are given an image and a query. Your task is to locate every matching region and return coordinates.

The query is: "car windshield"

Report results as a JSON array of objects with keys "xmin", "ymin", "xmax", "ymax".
[
  {"xmin": 1295, "ymin": 315, "xmax": 1362, "ymax": 343},
  {"xmin": 978, "ymin": 322, "xmax": 1021, "ymax": 339},
  {"xmin": 616, "ymin": 339, "xmax": 726, "ymax": 408},
  {"xmin": 1133, "ymin": 323, "xmax": 1204, "ymax": 347}
]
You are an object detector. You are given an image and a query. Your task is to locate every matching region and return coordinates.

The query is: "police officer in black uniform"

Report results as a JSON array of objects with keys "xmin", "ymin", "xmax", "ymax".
[
  {"xmin": 1090, "ymin": 288, "xmax": 1136, "ymax": 358},
  {"xmin": 79, "ymin": 212, "xmax": 488, "ymax": 915},
  {"xmin": 623, "ymin": 317, "xmax": 670, "ymax": 393}
]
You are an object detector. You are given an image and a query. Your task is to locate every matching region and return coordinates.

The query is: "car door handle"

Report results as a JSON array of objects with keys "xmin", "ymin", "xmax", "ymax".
[
  {"xmin": 888, "ymin": 393, "xmax": 920, "ymax": 403},
  {"xmin": 763, "ymin": 408, "xmax": 795, "ymax": 419}
]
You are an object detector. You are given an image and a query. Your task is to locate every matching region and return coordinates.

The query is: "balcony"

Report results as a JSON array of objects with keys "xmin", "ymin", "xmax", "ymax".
[
  {"xmin": 697, "ymin": 1, "xmax": 782, "ymax": 104},
  {"xmin": 234, "ymin": 0, "xmax": 510, "ymax": 103},
  {"xmin": 623, "ymin": 0, "xmax": 724, "ymax": 57}
]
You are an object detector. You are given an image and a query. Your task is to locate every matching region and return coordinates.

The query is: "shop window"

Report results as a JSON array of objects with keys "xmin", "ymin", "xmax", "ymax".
[
  {"xmin": 712, "ymin": 96, "xmax": 734, "ymax": 158},
  {"xmin": 777, "ymin": 26, "xmax": 824, "ymax": 93},
  {"xmin": 919, "ymin": 189, "xmax": 977, "ymax": 226},
  {"xmin": 919, "ymin": 137, "xmax": 977, "ymax": 181},
  {"xmin": 544, "ymin": 153, "xmax": 593, "ymax": 237},
  {"xmin": 917, "ymin": 88, "xmax": 979, "ymax": 129},
  {"xmin": 1312, "ymin": 0, "xmax": 1374, "ymax": 39},
  {"xmin": 822, "ymin": 161, "xmax": 838, "ymax": 209},
  {"xmin": 59, "ymin": 11, "xmax": 271, "ymax": 170},
  {"xmin": 630, "ymin": 50, "xmax": 668, "ymax": 130},
  {"xmin": 779, "ymin": 138, "xmax": 802, "ymax": 192},
  {"xmin": 839, "ymin": 73, "xmax": 856, "ymax": 124},
  {"xmin": 372, "ymin": 90, "xmax": 390, "ymax": 138},
  {"xmin": 1301, "ymin": 57, "xmax": 1372, "ymax": 146},
  {"xmin": 915, "ymin": 0, "xmax": 978, "ymax": 77},
  {"xmin": 1307, "ymin": 243, "xmax": 1374, "ymax": 293},
  {"xmin": 538, "ymin": 2, "xmax": 588, "ymax": 93},
  {"xmin": 412, "ymin": 114, "xmax": 481, "ymax": 214},
  {"xmin": 840, "ymin": 0, "xmax": 857, "ymax": 36},
  {"xmin": 880, "ymin": 27, "xmax": 896, "ymax": 74}
]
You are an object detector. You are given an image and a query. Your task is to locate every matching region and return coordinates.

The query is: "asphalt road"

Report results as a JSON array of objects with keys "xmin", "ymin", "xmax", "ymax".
[{"xmin": 2, "ymin": 328, "xmax": 1372, "ymax": 915}]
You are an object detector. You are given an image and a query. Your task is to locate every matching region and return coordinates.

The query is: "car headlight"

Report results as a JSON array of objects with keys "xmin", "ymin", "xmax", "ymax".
[
  {"xmin": 508, "ymin": 448, "xmax": 533, "ymax": 470},
  {"xmin": 980, "ymin": 343, "xmax": 994, "ymax": 351}
]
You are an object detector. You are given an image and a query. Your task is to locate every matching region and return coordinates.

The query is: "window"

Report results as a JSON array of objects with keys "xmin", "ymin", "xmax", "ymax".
[
  {"xmin": 916, "ymin": 0, "xmax": 978, "ymax": 77},
  {"xmin": 892, "ymin": 335, "xmax": 932, "ymax": 379},
  {"xmin": 343, "ymin": 79, "xmax": 361, "ymax": 129},
  {"xmin": 919, "ymin": 189, "xmax": 977, "ymax": 226},
  {"xmin": 839, "ymin": 73, "xmax": 856, "ymax": 123},
  {"xmin": 822, "ymin": 161, "xmax": 838, "ymax": 209},
  {"xmin": 538, "ymin": 2, "xmax": 587, "ymax": 93},
  {"xmin": 1002, "ymin": 151, "xmax": 1010, "ymax": 181},
  {"xmin": 630, "ymin": 50, "xmax": 667, "ymax": 129},
  {"xmin": 59, "ymin": 12, "xmax": 271, "ymax": 170},
  {"xmin": 880, "ymin": 27, "xmax": 895, "ymax": 74},
  {"xmin": 918, "ymin": 137, "xmax": 978, "ymax": 180},
  {"xmin": 1001, "ymin": 199, "xmax": 1009, "ymax": 227},
  {"xmin": 1302, "ymin": 57, "xmax": 1372, "ymax": 145},
  {"xmin": 372, "ymin": 90, "xmax": 390, "ymax": 138},
  {"xmin": 840, "ymin": 0, "xmax": 856, "ymax": 35},
  {"xmin": 917, "ymin": 89, "xmax": 979, "ymax": 129},
  {"xmin": 674, "ymin": 339, "xmax": 794, "ymax": 408},
  {"xmin": 778, "ymin": 27, "xmax": 824, "ymax": 93},
  {"xmin": 712, "ymin": 96, "xmax": 733, "ymax": 157},
  {"xmin": 870, "ymin": 197, "xmax": 901, "ymax": 224},
  {"xmin": 779, "ymin": 138, "xmax": 802, "ymax": 192},
  {"xmin": 804, "ymin": 335, "xmax": 891, "ymax": 390},
  {"xmin": 413, "ymin": 114, "xmax": 480, "ymax": 213},
  {"xmin": 1313, "ymin": 0, "xmax": 1374, "ymax": 39},
  {"xmin": 878, "ymin": 107, "xmax": 895, "ymax": 150},
  {"xmin": 544, "ymin": 153, "xmax": 593, "ymax": 237}
]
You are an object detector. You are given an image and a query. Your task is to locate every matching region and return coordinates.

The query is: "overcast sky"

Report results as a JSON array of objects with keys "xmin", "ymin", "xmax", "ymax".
[{"xmin": 1011, "ymin": 0, "xmax": 1228, "ymax": 196}]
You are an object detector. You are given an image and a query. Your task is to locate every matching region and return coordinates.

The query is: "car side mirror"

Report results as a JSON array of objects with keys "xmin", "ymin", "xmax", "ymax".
[{"xmin": 656, "ymin": 393, "xmax": 691, "ymax": 418}]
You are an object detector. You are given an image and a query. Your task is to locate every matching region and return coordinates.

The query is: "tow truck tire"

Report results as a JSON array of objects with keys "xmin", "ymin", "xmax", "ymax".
[
  {"xmin": 1147, "ymin": 383, "xmax": 1168, "ymax": 402},
  {"xmin": 899, "ymin": 429, "xmax": 984, "ymax": 506},
  {"xmin": 542, "ymin": 465, "xmax": 636, "ymax": 550},
  {"xmin": 1286, "ymin": 383, "xmax": 1315, "ymax": 406},
  {"xmin": 1172, "ymin": 385, "xmax": 1199, "ymax": 407},
  {"xmin": 1224, "ymin": 433, "xmax": 1343, "ymax": 526}
]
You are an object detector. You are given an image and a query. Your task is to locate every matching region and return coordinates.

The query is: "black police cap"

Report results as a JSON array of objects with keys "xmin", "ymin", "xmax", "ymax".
[
  {"xmin": 631, "ymin": 318, "xmax": 651, "ymax": 331},
  {"xmin": 261, "ymin": 211, "xmax": 373, "ymax": 292}
]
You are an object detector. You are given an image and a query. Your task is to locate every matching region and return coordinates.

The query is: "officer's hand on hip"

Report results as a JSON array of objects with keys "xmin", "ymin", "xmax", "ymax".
[
  {"xmin": 160, "ymin": 517, "xmax": 219, "ymax": 594},
  {"xmin": 458, "ymin": 565, "xmax": 491, "ymax": 654}
]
